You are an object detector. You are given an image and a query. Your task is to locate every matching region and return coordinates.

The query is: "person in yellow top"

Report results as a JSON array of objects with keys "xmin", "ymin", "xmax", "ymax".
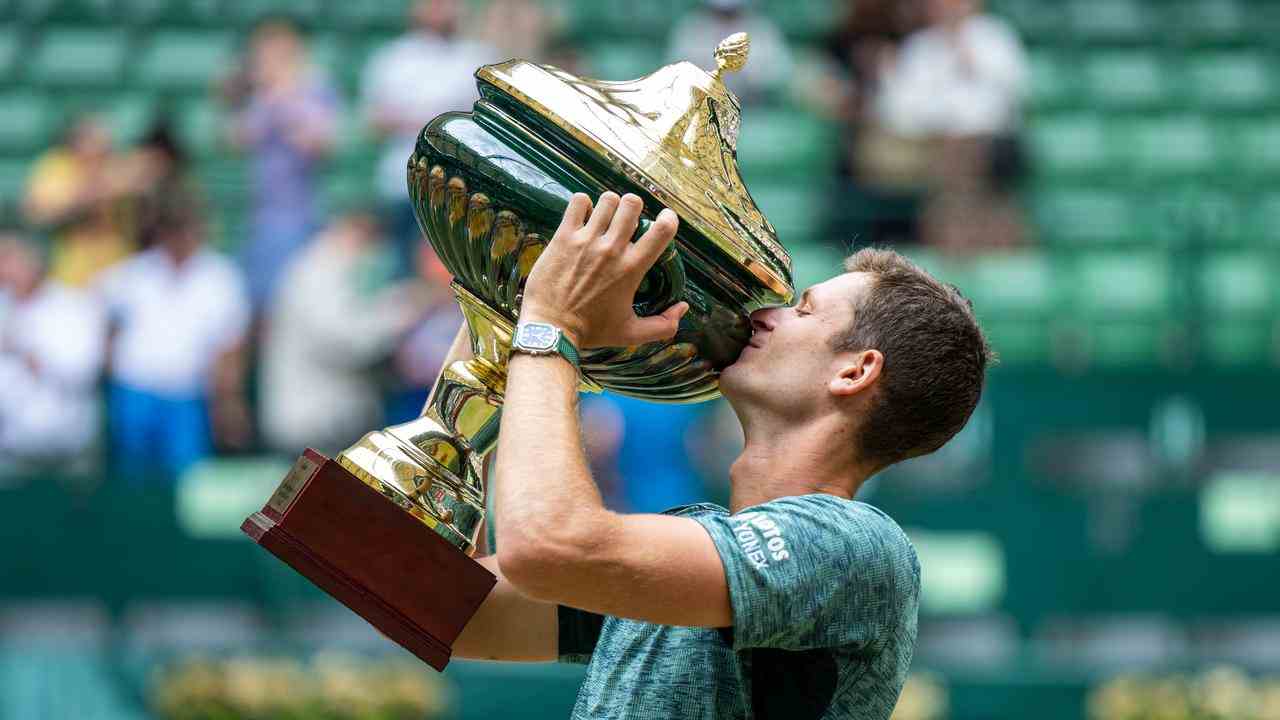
[{"xmin": 21, "ymin": 116, "xmax": 151, "ymax": 287}]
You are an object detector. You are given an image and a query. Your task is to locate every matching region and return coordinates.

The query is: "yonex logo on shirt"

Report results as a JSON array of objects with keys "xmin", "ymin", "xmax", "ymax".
[{"xmin": 731, "ymin": 512, "xmax": 792, "ymax": 569}]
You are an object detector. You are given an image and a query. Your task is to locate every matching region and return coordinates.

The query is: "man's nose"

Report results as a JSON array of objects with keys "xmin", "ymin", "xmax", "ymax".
[{"xmin": 750, "ymin": 308, "xmax": 777, "ymax": 333}]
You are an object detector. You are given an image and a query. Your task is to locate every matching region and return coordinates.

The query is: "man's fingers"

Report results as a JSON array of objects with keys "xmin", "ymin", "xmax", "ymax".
[
  {"xmin": 631, "ymin": 208, "xmax": 679, "ymax": 267},
  {"xmin": 626, "ymin": 302, "xmax": 689, "ymax": 345},
  {"xmin": 556, "ymin": 193, "xmax": 593, "ymax": 237},
  {"xmin": 605, "ymin": 193, "xmax": 643, "ymax": 246},
  {"xmin": 584, "ymin": 191, "xmax": 620, "ymax": 237}
]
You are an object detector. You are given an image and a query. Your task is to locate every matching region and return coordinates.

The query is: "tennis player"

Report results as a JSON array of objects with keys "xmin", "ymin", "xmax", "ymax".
[{"xmin": 448, "ymin": 191, "xmax": 991, "ymax": 719}]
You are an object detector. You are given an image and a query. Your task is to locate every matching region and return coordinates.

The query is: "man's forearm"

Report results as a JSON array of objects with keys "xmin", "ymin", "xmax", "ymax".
[{"xmin": 493, "ymin": 353, "xmax": 613, "ymax": 591}]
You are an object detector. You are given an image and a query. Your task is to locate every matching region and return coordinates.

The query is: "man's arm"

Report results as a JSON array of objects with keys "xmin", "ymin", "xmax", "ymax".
[
  {"xmin": 493, "ymin": 192, "xmax": 733, "ymax": 629},
  {"xmin": 430, "ymin": 323, "xmax": 561, "ymax": 662}
]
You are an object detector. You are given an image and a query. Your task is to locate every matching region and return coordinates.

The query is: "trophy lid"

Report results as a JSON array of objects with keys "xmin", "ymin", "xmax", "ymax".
[{"xmin": 475, "ymin": 33, "xmax": 793, "ymax": 303}]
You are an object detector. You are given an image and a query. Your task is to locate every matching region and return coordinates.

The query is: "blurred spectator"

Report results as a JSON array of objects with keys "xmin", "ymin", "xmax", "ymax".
[
  {"xmin": 819, "ymin": 0, "xmax": 923, "ymax": 124},
  {"xmin": 0, "ymin": 232, "xmax": 106, "ymax": 474},
  {"xmin": 362, "ymin": 0, "xmax": 497, "ymax": 266},
  {"xmin": 667, "ymin": 0, "xmax": 793, "ymax": 104},
  {"xmin": 119, "ymin": 119, "xmax": 200, "ymax": 251},
  {"xmin": 857, "ymin": 0, "xmax": 1030, "ymax": 252},
  {"xmin": 477, "ymin": 0, "xmax": 553, "ymax": 63},
  {"xmin": 262, "ymin": 211, "xmax": 429, "ymax": 456},
  {"xmin": 98, "ymin": 192, "xmax": 251, "ymax": 480},
  {"xmin": 21, "ymin": 116, "xmax": 137, "ymax": 287},
  {"xmin": 223, "ymin": 17, "xmax": 340, "ymax": 313},
  {"xmin": 387, "ymin": 245, "xmax": 461, "ymax": 424},
  {"xmin": 875, "ymin": 0, "xmax": 1027, "ymax": 139}
]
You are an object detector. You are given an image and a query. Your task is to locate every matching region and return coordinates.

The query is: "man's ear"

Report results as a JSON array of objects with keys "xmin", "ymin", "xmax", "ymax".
[{"xmin": 829, "ymin": 349, "xmax": 883, "ymax": 398}]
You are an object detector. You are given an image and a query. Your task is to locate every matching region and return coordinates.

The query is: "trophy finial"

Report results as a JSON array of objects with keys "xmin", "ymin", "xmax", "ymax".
[{"xmin": 713, "ymin": 32, "xmax": 750, "ymax": 79}]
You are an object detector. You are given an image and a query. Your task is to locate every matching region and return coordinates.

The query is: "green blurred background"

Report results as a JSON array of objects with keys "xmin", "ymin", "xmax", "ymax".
[{"xmin": 1, "ymin": 0, "xmax": 1279, "ymax": 719}]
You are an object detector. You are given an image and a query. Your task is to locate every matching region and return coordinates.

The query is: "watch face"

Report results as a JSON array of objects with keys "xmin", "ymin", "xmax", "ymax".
[{"xmin": 517, "ymin": 323, "xmax": 559, "ymax": 351}]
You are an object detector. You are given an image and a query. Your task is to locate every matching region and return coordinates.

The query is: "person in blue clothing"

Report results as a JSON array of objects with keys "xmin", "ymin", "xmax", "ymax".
[{"xmin": 446, "ymin": 191, "xmax": 991, "ymax": 719}]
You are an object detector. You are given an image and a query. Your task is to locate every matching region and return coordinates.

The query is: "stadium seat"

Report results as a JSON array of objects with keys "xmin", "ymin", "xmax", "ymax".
[
  {"xmin": 750, "ymin": 183, "xmax": 824, "ymax": 247},
  {"xmin": 1027, "ymin": 113, "xmax": 1114, "ymax": 179},
  {"xmin": 118, "ymin": 0, "xmax": 224, "ymax": 26},
  {"xmin": 0, "ymin": 27, "xmax": 21, "ymax": 83},
  {"xmin": 11, "ymin": 0, "xmax": 114, "ymax": 24},
  {"xmin": 585, "ymin": 41, "xmax": 664, "ymax": 81},
  {"xmin": 226, "ymin": 0, "xmax": 324, "ymax": 26},
  {"xmin": 1185, "ymin": 52, "xmax": 1275, "ymax": 111},
  {"xmin": 1200, "ymin": 252, "xmax": 1276, "ymax": 365},
  {"xmin": 764, "ymin": 0, "xmax": 838, "ymax": 41},
  {"xmin": 786, "ymin": 241, "xmax": 846, "ymax": 292},
  {"xmin": 965, "ymin": 252, "xmax": 1058, "ymax": 365},
  {"xmin": 1031, "ymin": 188, "xmax": 1135, "ymax": 246},
  {"xmin": 133, "ymin": 30, "xmax": 236, "ymax": 91},
  {"xmin": 1065, "ymin": 0, "xmax": 1152, "ymax": 42},
  {"xmin": 1083, "ymin": 51, "xmax": 1172, "ymax": 110},
  {"xmin": 1073, "ymin": 252, "xmax": 1176, "ymax": 365},
  {"xmin": 566, "ymin": 0, "xmax": 680, "ymax": 41},
  {"xmin": 1174, "ymin": 0, "xmax": 1265, "ymax": 46},
  {"xmin": 27, "ymin": 28, "xmax": 129, "ymax": 88},
  {"xmin": 988, "ymin": 0, "xmax": 1064, "ymax": 42},
  {"xmin": 736, "ymin": 109, "xmax": 834, "ymax": 180},
  {"xmin": 1120, "ymin": 115, "xmax": 1218, "ymax": 178},
  {"xmin": 1219, "ymin": 117, "xmax": 1280, "ymax": 179},
  {"xmin": 103, "ymin": 93, "xmax": 158, "ymax": 146},
  {"xmin": 1243, "ymin": 192, "xmax": 1280, "ymax": 245},
  {"xmin": 175, "ymin": 97, "xmax": 224, "ymax": 157},
  {"xmin": 327, "ymin": 0, "xmax": 412, "ymax": 32},
  {"xmin": 1027, "ymin": 50, "xmax": 1081, "ymax": 112},
  {"xmin": 0, "ymin": 158, "xmax": 31, "ymax": 217},
  {"xmin": 0, "ymin": 92, "xmax": 56, "ymax": 154}
]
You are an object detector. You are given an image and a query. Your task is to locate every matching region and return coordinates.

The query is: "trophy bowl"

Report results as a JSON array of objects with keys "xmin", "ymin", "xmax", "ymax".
[{"xmin": 243, "ymin": 33, "xmax": 795, "ymax": 671}]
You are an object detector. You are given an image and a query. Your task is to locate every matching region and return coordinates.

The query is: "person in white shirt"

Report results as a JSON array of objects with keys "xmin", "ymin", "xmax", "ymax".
[
  {"xmin": 261, "ymin": 211, "xmax": 428, "ymax": 456},
  {"xmin": 875, "ymin": 0, "xmax": 1028, "ymax": 139},
  {"xmin": 97, "ymin": 194, "xmax": 251, "ymax": 480},
  {"xmin": 667, "ymin": 0, "xmax": 794, "ymax": 105},
  {"xmin": 361, "ymin": 0, "xmax": 497, "ymax": 264},
  {"xmin": 0, "ymin": 233, "xmax": 107, "ymax": 473}
]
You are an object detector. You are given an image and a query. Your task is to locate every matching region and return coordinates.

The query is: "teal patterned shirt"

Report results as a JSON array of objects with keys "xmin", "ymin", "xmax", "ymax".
[{"xmin": 558, "ymin": 494, "xmax": 921, "ymax": 719}]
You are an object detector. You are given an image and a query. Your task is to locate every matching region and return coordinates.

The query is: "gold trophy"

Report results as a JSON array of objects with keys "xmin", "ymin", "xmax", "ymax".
[{"xmin": 243, "ymin": 33, "xmax": 794, "ymax": 670}]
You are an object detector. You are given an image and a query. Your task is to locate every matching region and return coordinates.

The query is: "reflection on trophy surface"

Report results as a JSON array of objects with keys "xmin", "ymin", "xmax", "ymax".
[{"xmin": 243, "ymin": 31, "xmax": 794, "ymax": 669}]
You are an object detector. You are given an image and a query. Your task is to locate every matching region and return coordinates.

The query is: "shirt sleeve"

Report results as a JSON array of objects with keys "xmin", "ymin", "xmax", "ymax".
[
  {"xmin": 690, "ymin": 495, "xmax": 919, "ymax": 652},
  {"xmin": 557, "ymin": 605, "xmax": 606, "ymax": 665}
]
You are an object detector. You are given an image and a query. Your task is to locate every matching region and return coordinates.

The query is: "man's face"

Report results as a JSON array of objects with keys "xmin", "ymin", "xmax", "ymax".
[{"xmin": 720, "ymin": 272, "xmax": 872, "ymax": 420}]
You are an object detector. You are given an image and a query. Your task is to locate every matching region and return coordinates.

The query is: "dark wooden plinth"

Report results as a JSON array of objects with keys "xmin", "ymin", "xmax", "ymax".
[{"xmin": 241, "ymin": 449, "xmax": 496, "ymax": 670}]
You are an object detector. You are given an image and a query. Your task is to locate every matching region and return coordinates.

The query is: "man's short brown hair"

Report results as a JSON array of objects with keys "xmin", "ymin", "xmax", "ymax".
[{"xmin": 832, "ymin": 248, "xmax": 992, "ymax": 468}]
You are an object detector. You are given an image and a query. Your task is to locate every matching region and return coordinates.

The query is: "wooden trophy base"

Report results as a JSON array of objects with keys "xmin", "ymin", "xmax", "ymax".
[{"xmin": 241, "ymin": 449, "xmax": 496, "ymax": 670}]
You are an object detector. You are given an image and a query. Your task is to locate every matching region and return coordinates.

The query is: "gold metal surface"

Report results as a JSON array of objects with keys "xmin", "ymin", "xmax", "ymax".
[{"xmin": 476, "ymin": 32, "xmax": 793, "ymax": 300}]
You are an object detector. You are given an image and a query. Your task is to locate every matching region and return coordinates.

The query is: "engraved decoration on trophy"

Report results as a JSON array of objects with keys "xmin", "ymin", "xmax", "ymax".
[{"xmin": 242, "ymin": 32, "xmax": 795, "ymax": 671}]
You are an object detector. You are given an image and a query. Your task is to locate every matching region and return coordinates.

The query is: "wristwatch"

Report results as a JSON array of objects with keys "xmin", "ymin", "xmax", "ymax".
[{"xmin": 512, "ymin": 321, "xmax": 581, "ymax": 369}]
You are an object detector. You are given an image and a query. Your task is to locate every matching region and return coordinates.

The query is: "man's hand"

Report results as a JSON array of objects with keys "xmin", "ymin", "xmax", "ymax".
[{"xmin": 520, "ymin": 191, "xmax": 689, "ymax": 349}]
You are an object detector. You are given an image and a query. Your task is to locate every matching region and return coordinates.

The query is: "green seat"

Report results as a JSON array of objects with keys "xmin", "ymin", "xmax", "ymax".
[
  {"xmin": 1032, "ymin": 189, "xmax": 1135, "ymax": 246},
  {"xmin": 1220, "ymin": 118, "xmax": 1280, "ymax": 179},
  {"xmin": 989, "ymin": 0, "xmax": 1064, "ymax": 41},
  {"xmin": 1027, "ymin": 50, "xmax": 1081, "ymax": 111},
  {"xmin": 1121, "ymin": 116, "xmax": 1217, "ymax": 178},
  {"xmin": 1027, "ymin": 113, "xmax": 1114, "ymax": 179},
  {"xmin": 751, "ymin": 183, "xmax": 824, "ymax": 247},
  {"xmin": 14, "ymin": 0, "xmax": 116, "ymax": 23},
  {"xmin": 765, "ymin": 0, "xmax": 840, "ymax": 40},
  {"xmin": 586, "ymin": 41, "xmax": 663, "ymax": 81},
  {"xmin": 227, "ymin": 0, "xmax": 324, "ymax": 25},
  {"xmin": 1185, "ymin": 52, "xmax": 1274, "ymax": 110},
  {"xmin": 0, "ymin": 158, "xmax": 32, "ymax": 215},
  {"xmin": 737, "ymin": 109, "xmax": 834, "ymax": 180},
  {"xmin": 28, "ymin": 28, "xmax": 128, "ymax": 88},
  {"xmin": 176, "ymin": 97, "xmax": 225, "ymax": 157},
  {"xmin": 1066, "ymin": 0, "xmax": 1151, "ymax": 42},
  {"xmin": 1084, "ymin": 51, "xmax": 1171, "ymax": 109},
  {"xmin": 967, "ymin": 252, "xmax": 1057, "ymax": 316},
  {"xmin": 309, "ymin": 33, "xmax": 347, "ymax": 91},
  {"xmin": 104, "ymin": 93, "xmax": 158, "ymax": 145},
  {"xmin": 1073, "ymin": 252, "xmax": 1175, "ymax": 365},
  {"xmin": 0, "ymin": 92, "xmax": 56, "ymax": 154},
  {"xmin": 1200, "ymin": 252, "xmax": 1277, "ymax": 365},
  {"xmin": 1243, "ymin": 192, "xmax": 1280, "ymax": 245},
  {"xmin": 119, "ymin": 0, "xmax": 224, "ymax": 26},
  {"xmin": 328, "ymin": 0, "xmax": 411, "ymax": 31},
  {"xmin": 134, "ymin": 30, "xmax": 235, "ymax": 91},
  {"xmin": 787, "ymin": 242, "xmax": 846, "ymax": 292},
  {"xmin": 1175, "ymin": 0, "xmax": 1259, "ymax": 46},
  {"xmin": 567, "ymin": 1, "xmax": 678, "ymax": 40},
  {"xmin": 0, "ymin": 28, "xmax": 22, "ymax": 83}
]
